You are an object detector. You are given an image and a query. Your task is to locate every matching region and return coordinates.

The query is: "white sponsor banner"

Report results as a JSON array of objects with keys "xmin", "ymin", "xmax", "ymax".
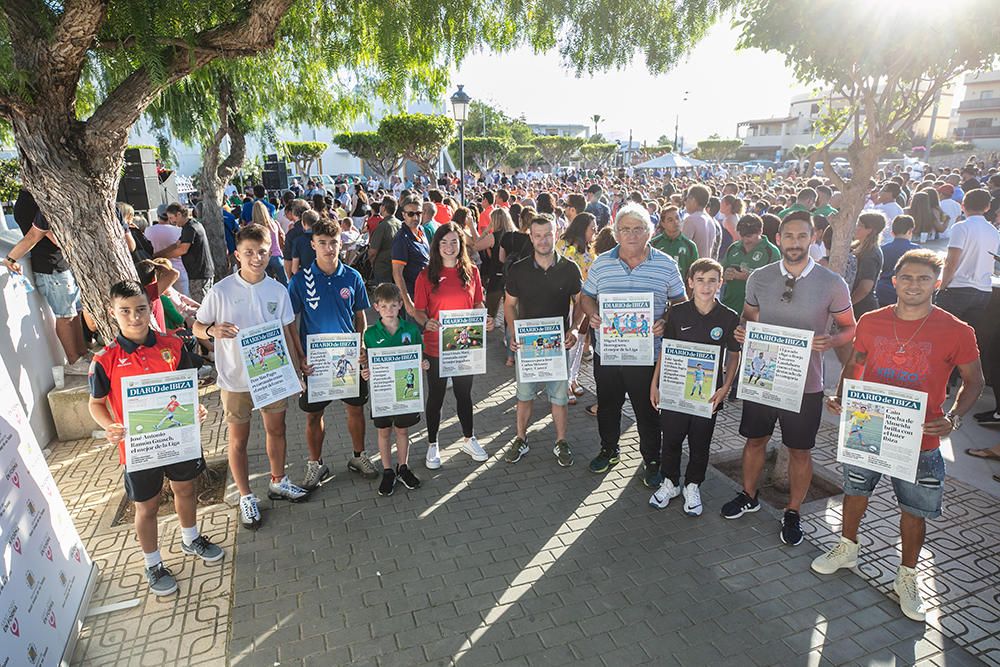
[
  {"xmin": 438, "ymin": 309, "xmax": 487, "ymax": 378},
  {"xmin": 514, "ymin": 318, "xmax": 567, "ymax": 383},
  {"xmin": 836, "ymin": 380, "xmax": 928, "ymax": 484},
  {"xmin": 122, "ymin": 369, "xmax": 202, "ymax": 472},
  {"xmin": 307, "ymin": 333, "xmax": 361, "ymax": 403},
  {"xmin": 238, "ymin": 320, "xmax": 301, "ymax": 408},
  {"xmin": 736, "ymin": 321, "xmax": 813, "ymax": 412},
  {"xmin": 658, "ymin": 339, "xmax": 722, "ymax": 418},
  {"xmin": 0, "ymin": 365, "xmax": 96, "ymax": 667},
  {"xmin": 369, "ymin": 345, "xmax": 424, "ymax": 417},
  {"xmin": 598, "ymin": 292, "xmax": 655, "ymax": 365}
]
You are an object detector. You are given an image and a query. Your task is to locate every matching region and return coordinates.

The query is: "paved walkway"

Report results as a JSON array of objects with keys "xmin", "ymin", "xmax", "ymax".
[{"xmin": 48, "ymin": 331, "xmax": 999, "ymax": 666}]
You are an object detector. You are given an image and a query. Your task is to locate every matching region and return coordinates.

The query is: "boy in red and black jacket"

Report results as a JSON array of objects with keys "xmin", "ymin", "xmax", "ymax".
[{"xmin": 89, "ymin": 280, "xmax": 223, "ymax": 597}]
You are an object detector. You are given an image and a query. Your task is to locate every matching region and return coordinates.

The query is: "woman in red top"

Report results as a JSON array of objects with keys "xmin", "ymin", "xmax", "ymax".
[{"xmin": 414, "ymin": 223, "xmax": 494, "ymax": 470}]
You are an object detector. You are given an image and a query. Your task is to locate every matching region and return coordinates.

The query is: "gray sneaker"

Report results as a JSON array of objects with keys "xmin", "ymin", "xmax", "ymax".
[
  {"xmin": 504, "ymin": 438, "xmax": 529, "ymax": 463},
  {"xmin": 145, "ymin": 562, "xmax": 178, "ymax": 596},
  {"xmin": 302, "ymin": 459, "xmax": 330, "ymax": 490},
  {"xmin": 348, "ymin": 452, "xmax": 379, "ymax": 479},
  {"xmin": 180, "ymin": 535, "xmax": 225, "ymax": 563},
  {"xmin": 553, "ymin": 440, "xmax": 573, "ymax": 467}
]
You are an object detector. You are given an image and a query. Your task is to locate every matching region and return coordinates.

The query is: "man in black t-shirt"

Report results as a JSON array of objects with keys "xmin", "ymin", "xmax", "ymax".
[
  {"xmin": 504, "ymin": 215, "xmax": 583, "ymax": 467},
  {"xmin": 4, "ymin": 190, "xmax": 89, "ymax": 372},
  {"xmin": 157, "ymin": 202, "xmax": 214, "ymax": 302},
  {"xmin": 649, "ymin": 258, "xmax": 741, "ymax": 517}
]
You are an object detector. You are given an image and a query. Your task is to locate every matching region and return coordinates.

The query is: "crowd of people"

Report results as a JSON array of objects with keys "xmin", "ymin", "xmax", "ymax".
[{"xmin": 8, "ymin": 153, "xmax": 1000, "ymax": 620}]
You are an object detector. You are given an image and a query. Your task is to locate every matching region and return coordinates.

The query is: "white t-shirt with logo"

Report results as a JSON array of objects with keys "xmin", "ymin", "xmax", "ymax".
[
  {"xmin": 195, "ymin": 272, "xmax": 295, "ymax": 392},
  {"xmin": 947, "ymin": 215, "xmax": 1000, "ymax": 292}
]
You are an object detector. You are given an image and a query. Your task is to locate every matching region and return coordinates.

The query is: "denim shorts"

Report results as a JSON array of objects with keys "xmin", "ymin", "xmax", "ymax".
[
  {"xmin": 35, "ymin": 269, "xmax": 81, "ymax": 318},
  {"xmin": 516, "ymin": 379, "xmax": 569, "ymax": 406},
  {"xmin": 842, "ymin": 448, "xmax": 945, "ymax": 519}
]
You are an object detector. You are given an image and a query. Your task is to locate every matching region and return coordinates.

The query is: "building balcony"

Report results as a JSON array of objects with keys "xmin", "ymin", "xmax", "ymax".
[
  {"xmin": 955, "ymin": 126, "xmax": 1000, "ymax": 139},
  {"xmin": 958, "ymin": 98, "xmax": 1000, "ymax": 112}
]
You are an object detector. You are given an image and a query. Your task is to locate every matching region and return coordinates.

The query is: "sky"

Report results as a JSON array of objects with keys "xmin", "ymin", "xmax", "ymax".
[{"xmin": 449, "ymin": 21, "xmax": 809, "ymax": 149}]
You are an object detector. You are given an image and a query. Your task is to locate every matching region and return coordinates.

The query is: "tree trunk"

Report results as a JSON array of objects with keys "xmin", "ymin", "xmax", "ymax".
[
  {"xmin": 12, "ymin": 114, "xmax": 135, "ymax": 342},
  {"xmin": 199, "ymin": 84, "xmax": 246, "ymax": 281},
  {"xmin": 828, "ymin": 142, "xmax": 882, "ymax": 275}
]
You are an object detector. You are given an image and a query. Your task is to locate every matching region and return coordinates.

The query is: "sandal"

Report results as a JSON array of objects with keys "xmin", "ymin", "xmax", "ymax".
[
  {"xmin": 568, "ymin": 394, "xmax": 577, "ymax": 406},
  {"xmin": 585, "ymin": 404, "xmax": 598, "ymax": 417},
  {"xmin": 965, "ymin": 448, "xmax": 1000, "ymax": 462},
  {"xmin": 570, "ymin": 384, "xmax": 585, "ymax": 397}
]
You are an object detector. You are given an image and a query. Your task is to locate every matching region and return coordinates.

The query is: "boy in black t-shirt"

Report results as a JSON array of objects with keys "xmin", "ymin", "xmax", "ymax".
[{"xmin": 649, "ymin": 258, "xmax": 741, "ymax": 516}]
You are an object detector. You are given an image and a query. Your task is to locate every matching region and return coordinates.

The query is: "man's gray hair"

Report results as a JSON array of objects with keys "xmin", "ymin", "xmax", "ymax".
[{"xmin": 613, "ymin": 202, "xmax": 654, "ymax": 239}]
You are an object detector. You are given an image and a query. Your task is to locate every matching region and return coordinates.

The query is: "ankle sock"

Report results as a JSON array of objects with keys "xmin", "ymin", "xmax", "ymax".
[
  {"xmin": 180, "ymin": 525, "xmax": 199, "ymax": 547},
  {"xmin": 143, "ymin": 550, "xmax": 162, "ymax": 569}
]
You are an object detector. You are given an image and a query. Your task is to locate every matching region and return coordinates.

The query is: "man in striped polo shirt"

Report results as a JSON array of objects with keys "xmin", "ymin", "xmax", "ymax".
[{"xmin": 580, "ymin": 203, "xmax": 687, "ymax": 482}]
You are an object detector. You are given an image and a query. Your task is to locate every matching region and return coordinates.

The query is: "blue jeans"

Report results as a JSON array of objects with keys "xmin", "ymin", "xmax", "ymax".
[
  {"xmin": 266, "ymin": 256, "xmax": 287, "ymax": 286},
  {"xmin": 842, "ymin": 449, "xmax": 945, "ymax": 519}
]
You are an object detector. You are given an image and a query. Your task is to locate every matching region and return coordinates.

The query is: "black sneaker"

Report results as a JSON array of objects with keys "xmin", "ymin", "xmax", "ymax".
[
  {"xmin": 642, "ymin": 460, "xmax": 663, "ymax": 488},
  {"xmin": 974, "ymin": 410, "xmax": 1000, "ymax": 425},
  {"xmin": 780, "ymin": 509, "xmax": 804, "ymax": 546},
  {"xmin": 378, "ymin": 469, "xmax": 396, "ymax": 497},
  {"xmin": 588, "ymin": 447, "xmax": 620, "ymax": 474},
  {"xmin": 396, "ymin": 464, "xmax": 421, "ymax": 490},
  {"xmin": 721, "ymin": 490, "xmax": 760, "ymax": 519}
]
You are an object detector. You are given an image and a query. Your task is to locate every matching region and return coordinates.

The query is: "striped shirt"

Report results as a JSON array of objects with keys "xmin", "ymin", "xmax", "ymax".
[{"xmin": 583, "ymin": 246, "xmax": 685, "ymax": 353}]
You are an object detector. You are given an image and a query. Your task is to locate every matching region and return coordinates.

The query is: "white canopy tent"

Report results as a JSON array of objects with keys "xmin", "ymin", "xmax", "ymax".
[{"xmin": 634, "ymin": 153, "xmax": 708, "ymax": 170}]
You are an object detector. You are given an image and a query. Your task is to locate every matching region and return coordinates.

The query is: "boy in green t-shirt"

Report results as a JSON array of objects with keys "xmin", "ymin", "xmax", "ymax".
[{"xmin": 361, "ymin": 283, "xmax": 430, "ymax": 497}]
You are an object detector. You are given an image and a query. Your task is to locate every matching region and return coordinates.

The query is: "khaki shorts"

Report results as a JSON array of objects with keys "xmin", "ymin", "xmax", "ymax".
[{"xmin": 220, "ymin": 390, "xmax": 287, "ymax": 425}]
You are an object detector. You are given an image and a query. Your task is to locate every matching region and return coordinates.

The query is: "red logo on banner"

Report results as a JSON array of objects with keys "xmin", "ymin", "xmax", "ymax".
[
  {"xmin": 71, "ymin": 547, "xmax": 81, "ymax": 562},
  {"xmin": 46, "ymin": 611, "xmax": 56, "ymax": 629},
  {"xmin": 10, "ymin": 618, "xmax": 19, "ymax": 636},
  {"xmin": 43, "ymin": 545, "xmax": 52, "ymax": 561},
  {"xmin": 9, "ymin": 472, "xmax": 18, "ymax": 488},
  {"xmin": 11, "ymin": 536, "xmax": 21, "ymax": 554}
]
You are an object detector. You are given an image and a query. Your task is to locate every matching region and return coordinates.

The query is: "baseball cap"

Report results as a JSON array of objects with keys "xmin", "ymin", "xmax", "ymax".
[{"xmin": 156, "ymin": 204, "xmax": 169, "ymax": 220}]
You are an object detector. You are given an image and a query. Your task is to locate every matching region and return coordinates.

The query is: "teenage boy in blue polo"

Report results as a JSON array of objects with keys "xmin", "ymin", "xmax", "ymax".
[
  {"xmin": 288, "ymin": 219, "xmax": 376, "ymax": 489},
  {"xmin": 89, "ymin": 280, "xmax": 223, "ymax": 596}
]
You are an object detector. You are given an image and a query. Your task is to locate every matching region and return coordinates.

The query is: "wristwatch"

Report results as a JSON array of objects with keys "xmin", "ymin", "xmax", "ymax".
[{"xmin": 946, "ymin": 411, "xmax": 962, "ymax": 431}]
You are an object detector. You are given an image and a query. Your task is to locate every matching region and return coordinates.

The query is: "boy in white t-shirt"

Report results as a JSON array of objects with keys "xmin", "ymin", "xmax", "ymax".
[
  {"xmin": 194, "ymin": 224, "xmax": 310, "ymax": 530},
  {"xmin": 938, "ymin": 189, "xmax": 1000, "ymax": 327}
]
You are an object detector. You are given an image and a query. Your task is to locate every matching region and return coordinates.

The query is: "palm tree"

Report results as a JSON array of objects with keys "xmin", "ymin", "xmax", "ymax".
[{"xmin": 591, "ymin": 114, "xmax": 602, "ymax": 136}]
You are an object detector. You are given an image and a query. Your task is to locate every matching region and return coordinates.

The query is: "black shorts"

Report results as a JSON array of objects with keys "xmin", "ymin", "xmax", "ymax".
[
  {"xmin": 124, "ymin": 457, "xmax": 206, "ymax": 503},
  {"xmin": 298, "ymin": 376, "xmax": 370, "ymax": 412},
  {"xmin": 372, "ymin": 412, "xmax": 421, "ymax": 429},
  {"xmin": 739, "ymin": 392, "xmax": 824, "ymax": 450}
]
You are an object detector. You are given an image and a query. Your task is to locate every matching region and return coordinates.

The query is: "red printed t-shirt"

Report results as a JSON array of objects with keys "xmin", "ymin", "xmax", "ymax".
[
  {"xmin": 89, "ymin": 330, "xmax": 195, "ymax": 463},
  {"xmin": 852, "ymin": 306, "xmax": 978, "ymax": 451},
  {"xmin": 413, "ymin": 265, "xmax": 484, "ymax": 357}
]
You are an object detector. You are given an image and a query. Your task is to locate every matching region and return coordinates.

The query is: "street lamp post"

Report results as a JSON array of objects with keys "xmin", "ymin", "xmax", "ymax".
[{"xmin": 450, "ymin": 85, "xmax": 471, "ymax": 206}]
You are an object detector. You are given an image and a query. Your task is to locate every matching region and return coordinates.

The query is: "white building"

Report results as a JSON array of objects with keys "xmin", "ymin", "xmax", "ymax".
[
  {"xmin": 129, "ymin": 97, "xmax": 455, "ymax": 179},
  {"xmin": 953, "ymin": 70, "xmax": 1000, "ymax": 150},
  {"xmin": 736, "ymin": 86, "xmax": 954, "ymax": 161},
  {"xmin": 527, "ymin": 123, "xmax": 590, "ymax": 139}
]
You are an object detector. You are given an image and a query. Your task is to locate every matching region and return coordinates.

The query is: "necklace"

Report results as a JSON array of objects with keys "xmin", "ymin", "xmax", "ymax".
[{"xmin": 892, "ymin": 307, "xmax": 932, "ymax": 354}]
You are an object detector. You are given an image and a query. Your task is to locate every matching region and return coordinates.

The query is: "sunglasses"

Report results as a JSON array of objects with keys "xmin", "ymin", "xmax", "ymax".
[
  {"xmin": 403, "ymin": 211, "xmax": 421, "ymax": 218},
  {"xmin": 781, "ymin": 275, "xmax": 796, "ymax": 303}
]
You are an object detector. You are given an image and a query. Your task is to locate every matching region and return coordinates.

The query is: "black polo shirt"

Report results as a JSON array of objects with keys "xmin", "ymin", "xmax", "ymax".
[
  {"xmin": 664, "ymin": 299, "xmax": 741, "ymax": 391},
  {"xmin": 505, "ymin": 252, "xmax": 582, "ymax": 328},
  {"xmin": 179, "ymin": 218, "xmax": 214, "ymax": 280}
]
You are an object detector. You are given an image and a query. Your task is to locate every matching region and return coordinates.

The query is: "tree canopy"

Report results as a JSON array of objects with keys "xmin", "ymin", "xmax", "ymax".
[
  {"xmin": 378, "ymin": 113, "xmax": 455, "ymax": 179},
  {"xmin": 579, "ymin": 143, "xmax": 618, "ymax": 168},
  {"xmin": 282, "ymin": 140, "xmax": 328, "ymax": 177},
  {"xmin": 736, "ymin": 0, "xmax": 1000, "ymax": 274},
  {"xmin": 531, "ymin": 136, "xmax": 587, "ymax": 170},
  {"xmin": 464, "ymin": 100, "xmax": 535, "ymax": 145},
  {"xmin": 693, "ymin": 136, "xmax": 742, "ymax": 162},
  {"xmin": 451, "ymin": 136, "xmax": 515, "ymax": 174},
  {"xmin": 333, "ymin": 131, "xmax": 405, "ymax": 184}
]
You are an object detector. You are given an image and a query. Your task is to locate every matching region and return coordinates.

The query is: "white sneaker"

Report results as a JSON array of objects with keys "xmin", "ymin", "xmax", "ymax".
[
  {"xmin": 239, "ymin": 494, "xmax": 261, "ymax": 530},
  {"xmin": 425, "ymin": 443, "xmax": 441, "ymax": 470},
  {"xmin": 811, "ymin": 537, "xmax": 859, "ymax": 575},
  {"xmin": 267, "ymin": 476, "xmax": 310, "ymax": 503},
  {"xmin": 461, "ymin": 437, "xmax": 488, "ymax": 462},
  {"xmin": 894, "ymin": 565, "xmax": 926, "ymax": 622},
  {"xmin": 649, "ymin": 479, "xmax": 680, "ymax": 509},
  {"xmin": 682, "ymin": 483, "xmax": 703, "ymax": 516},
  {"xmin": 63, "ymin": 357, "xmax": 92, "ymax": 376}
]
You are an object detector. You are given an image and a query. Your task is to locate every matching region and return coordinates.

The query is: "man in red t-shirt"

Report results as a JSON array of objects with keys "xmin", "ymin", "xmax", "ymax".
[
  {"xmin": 813, "ymin": 250, "xmax": 983, "ymax": 622},
  {"xmin": 477, "ymin": 191, "xmax": 495, "ymax": 234}
]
